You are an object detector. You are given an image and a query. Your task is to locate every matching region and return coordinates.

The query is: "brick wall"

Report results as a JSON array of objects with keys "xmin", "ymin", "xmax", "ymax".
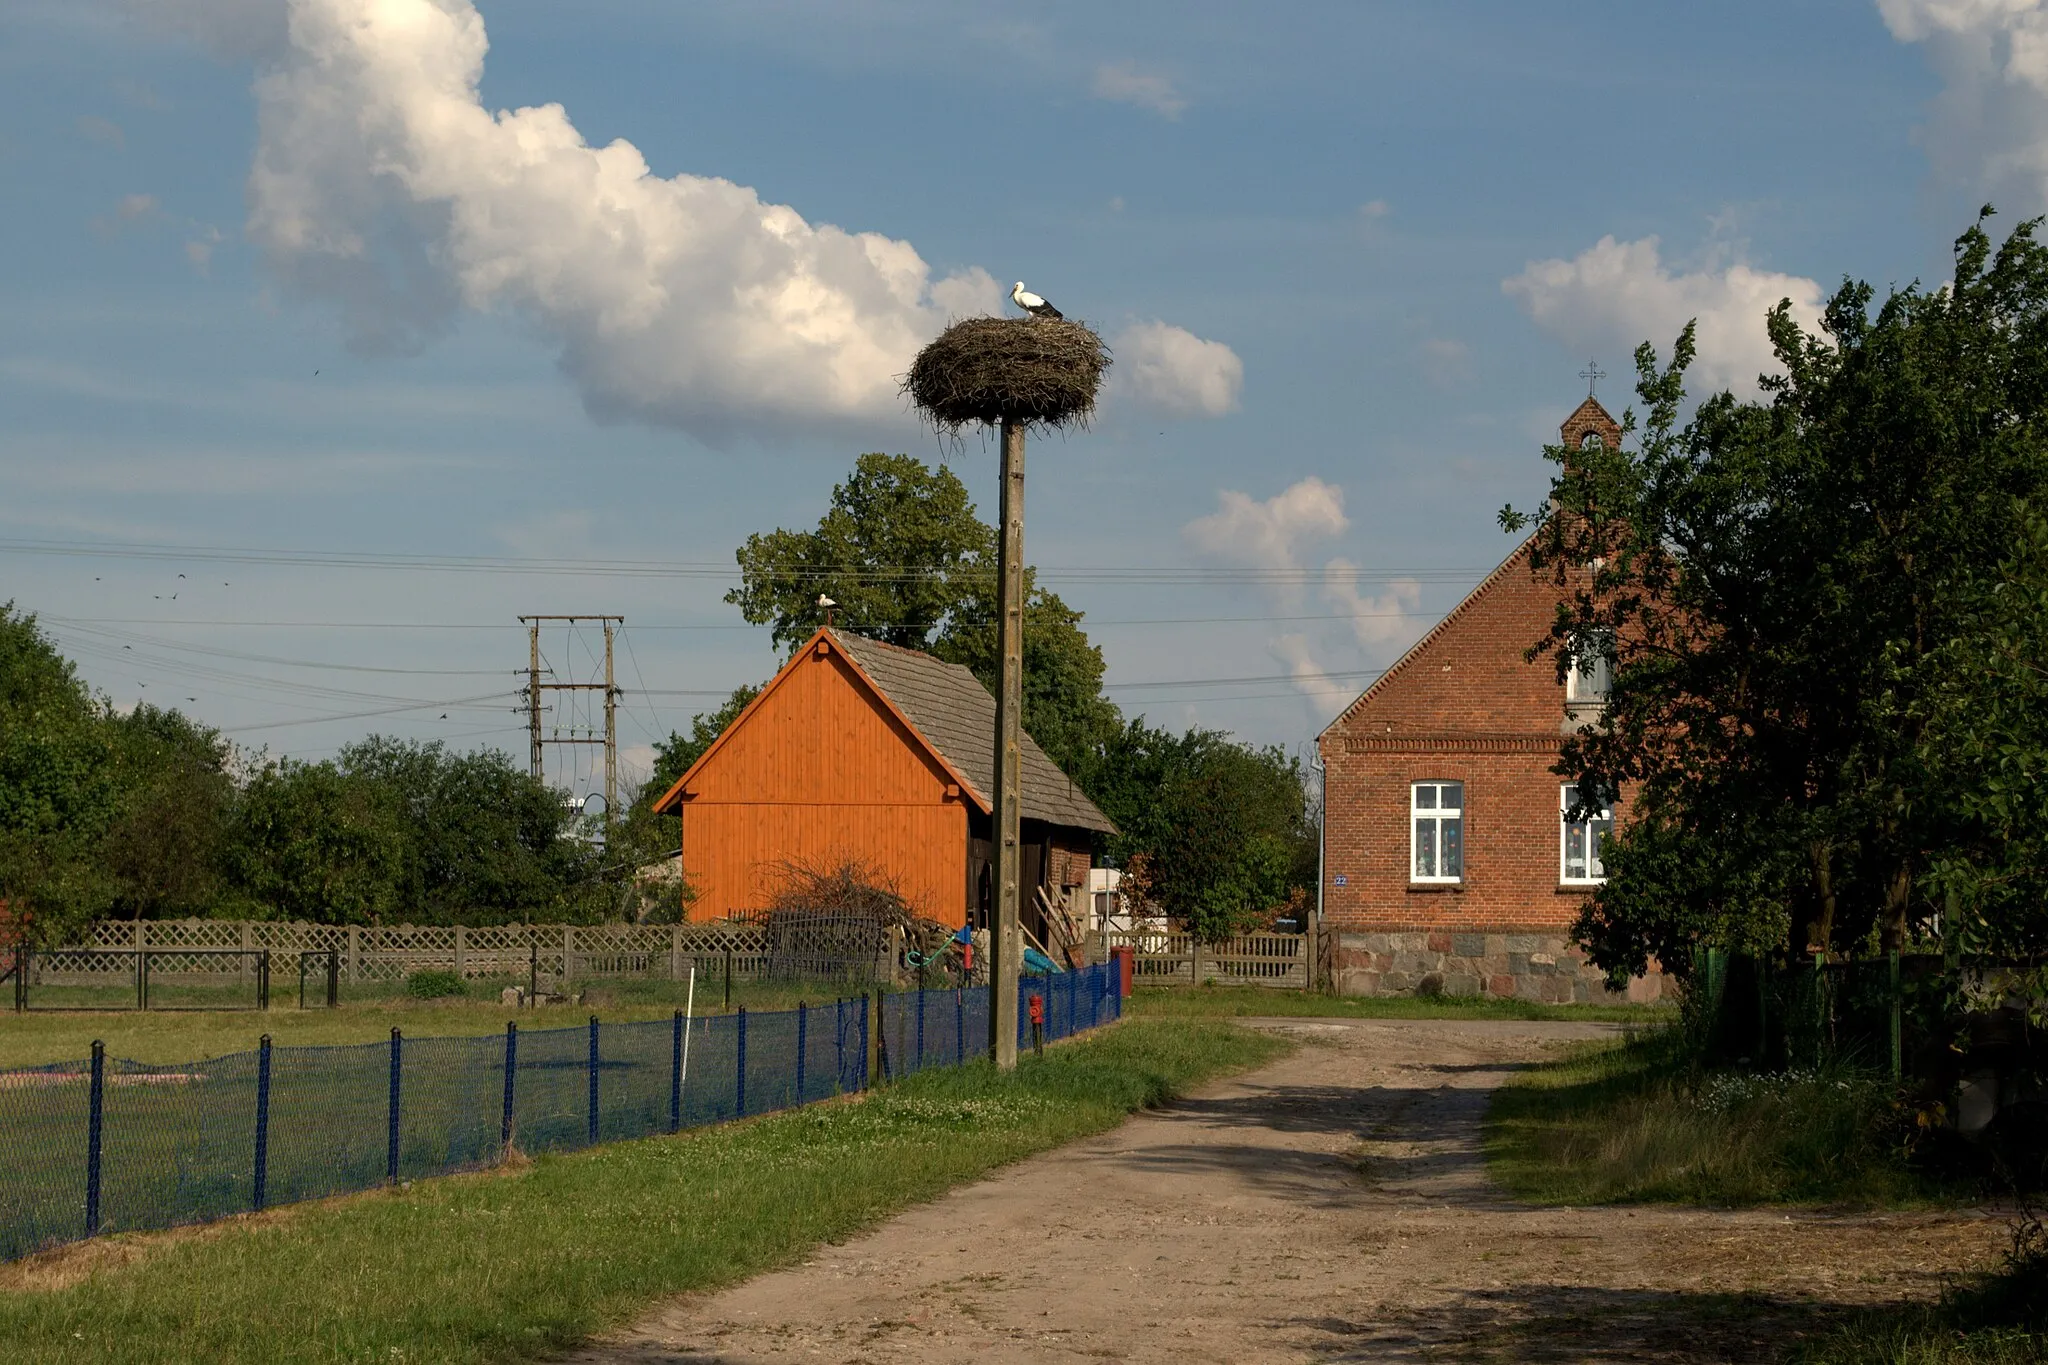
[{"xmin": 1316, "ymin": 397, "xmax": 1632, "ymax": 956}]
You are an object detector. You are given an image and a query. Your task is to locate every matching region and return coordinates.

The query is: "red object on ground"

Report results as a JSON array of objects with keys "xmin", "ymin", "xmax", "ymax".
[
  {"xmin": 1110, "ymin": 945, "xmax": 1134, "ymax": 999},
  {"xmin": 1027, "ymin": 994, "xmax": 1045, "ymax": 1026}
]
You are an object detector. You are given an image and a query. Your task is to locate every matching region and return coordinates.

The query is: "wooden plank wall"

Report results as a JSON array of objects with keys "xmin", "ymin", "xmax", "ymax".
[{"xmin": 676, "ymin": 646, "xmax": 971, "ymax": 925}]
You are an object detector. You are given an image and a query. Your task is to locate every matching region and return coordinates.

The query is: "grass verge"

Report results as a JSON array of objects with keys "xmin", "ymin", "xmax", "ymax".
[
  {"xmin": 1130, "ymin": 984, "xmax": 1667, "ymax": 1024},
  {"xmin": 1484, "ymin": 1026, "xmax": 1940, "ymax": 1207},
  {"xmin": 1791, "ymin": 1214, "xmax": 2048, "ymax": 1364},
  {"xmin": 0, "ymin": 979, "xmax": 875, "ymax": 1068},
  {"xmin": 0, "ymin": 1017, "xmax": 1284, "ymax": 1364}
]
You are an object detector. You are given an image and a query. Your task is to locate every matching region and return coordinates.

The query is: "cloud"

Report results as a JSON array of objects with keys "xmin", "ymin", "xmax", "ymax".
[
  {"xmin": 1271, "ymin": 634, "xmax": 1354, "ymax": 714},
  {"xmin": 1358, "ymin": 199, "xmax": 1391, "ymax": 222},
  {"xmin": 1879, "ymin": 0, "xmax": 2048, "ymax": 212},
  {"xmin": 117, "ymin": 193, "xmax": 158, "ymax": 220},
  {"xmin": 1091, "ymin": 61, "xmax": 1187, "ymax": 118},
  {"xmin": 1183, "ymin": 477, "xmax": 1348, "ymax": 575},
  {"xmin": 76, "ymin": 115, "xmax": 125, "ymax": 150},
  {"xmin": 1502, "ymin": 234, "xmax": 1824, "ymax": 399},
  {"xmin": 1418, "ymin": 337, "xmax": 1471, "ymax": 390},
  {"xmin": 1112, "ymin": 320, "xmax": 1244, "ymax": 416},
  {"xmin": 1321, "ymin": 559, "xmax": 1423, "ymax": 648}
]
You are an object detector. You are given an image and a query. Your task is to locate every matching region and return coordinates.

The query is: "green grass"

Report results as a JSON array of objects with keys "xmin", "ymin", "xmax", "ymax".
[
  {"xmin": 1484, "ymin": 1026, "xmax": 1941, "ymax": 1207},
  {"xmin": 1129, "ymin": 983, "xmax": 1669, "ymax": 1023},
  {"xmin": 0, "ymin": 977, "xmax": 877, "ymax": 1068},
  {"xmin": 0, "ymin": 1017, "xmax": 1285, "ymax": 1364},
  {"xmin": 1791, "ymin": 1220, "xmax": 2047, "ymax": 1364}
]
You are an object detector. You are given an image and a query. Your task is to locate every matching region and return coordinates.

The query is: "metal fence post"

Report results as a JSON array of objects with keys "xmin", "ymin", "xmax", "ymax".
[
  {"xmin": 387, "ymin": 1028, "xmax": 402, "ymax": 1183},
  {"xmin": 955, "ymin": 987, "xmax": 964, "ymax": 1066},
  {"xmin": 140, "ymin": 951, "xmax": 150, "ymax": 1012},
  {"xmin": 501, "ymin": 1022, "xmax": 518, "ymax": 1154},
  {"xmin": 835, "ymin": 997, "xmax": 847, "ymax": 1092},
  {"xmin": 670, "ymin": 1010, "xmax": 683, "ymax": 1134},
  {"xmin": 796, "ymin": 1002, "xmax": 808, "ymax": 1104},
  {"xmin": 735, "ymin": 1006, "xmax": 748, "ymax": 1117},
  {"xmin": 259, "ymin": 949, "xmax": 270, "ymax": 1011},
  {"xmin": 586, "ymin": 1015, "xmax": 600, "ymax": 1145},
  {"xmin": 916, "ymin": 987, "xmax": 926, "ymax": 1071},
  {"xmin": 14, "ymin": 941, "xmax": 26, "ymax": 1013},
  {"xmin": 86, "ymin": 1040, "xmax": 104, "ymax": 1236},
  {"xmin": 860, "ymin": 993, "xmax": 871, "ymax": 1090},
  {"xmin": 327, "ymin": 948, "xmax": 339, "ymax": 1008},
  {"xmin": 135, "ymin": 949, "xmax": 144, "ymax": 1011},
  {"xmin": 253, "ymin": 1034, "xmax": 272, "ymax": 1211}
]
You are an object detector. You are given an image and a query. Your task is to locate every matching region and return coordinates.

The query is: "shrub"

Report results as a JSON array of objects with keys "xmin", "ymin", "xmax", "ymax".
[{"xmin": 405, "ymin": 970, "xmax": 465, "ymax": 999}]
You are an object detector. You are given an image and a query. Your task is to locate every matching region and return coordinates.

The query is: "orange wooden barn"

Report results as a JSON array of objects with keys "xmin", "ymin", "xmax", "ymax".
[{"xmin": 651, "ymin": 628, "xmax": 1114, "ymax": 931}]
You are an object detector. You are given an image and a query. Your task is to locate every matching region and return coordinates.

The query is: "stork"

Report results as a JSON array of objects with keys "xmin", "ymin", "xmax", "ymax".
[{"xmin": 1010, "ymin": 281, "xmax": 1063, "ymax": 320}]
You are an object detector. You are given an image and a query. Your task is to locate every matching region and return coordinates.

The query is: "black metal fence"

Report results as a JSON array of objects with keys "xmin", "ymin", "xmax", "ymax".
[
  {"xmin": 12, "ymin": 947, "xmax": 273, "ymax": 1013},
  {"xmin": 0, "ymin": 963, "xmax": 1122, "ymax": 1263}
]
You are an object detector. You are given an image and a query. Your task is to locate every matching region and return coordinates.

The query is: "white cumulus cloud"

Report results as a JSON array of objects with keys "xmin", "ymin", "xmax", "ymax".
[
  {"xmin": 1183, "ymin": 477, "xmax": 1347, "ymax": 575},
  {"xmin": 1502, "ymin": 235, "xmax": 1824, "ymax": 399},
  {"xmin": 1113, "ymin": 320, "xmax": 1244, "ymax": 417},
  {"xmin": 1879, "ymin": 0, "xmax": 2048, "ymax": 212},
  {"xmin": 1090, "ymin": 61, "xmax": 1187, "ymax": 119},
  {"xmin": 138, "ymin": 0, "xmax": 1237, "ymax": 443},
  {"xmin": 1322, "ymin": 559, "xmax": 1423, "ymax": 649}
]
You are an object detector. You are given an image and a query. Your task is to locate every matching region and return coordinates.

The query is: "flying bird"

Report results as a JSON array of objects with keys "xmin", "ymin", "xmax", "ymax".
[
  {"xmin": 1010, "ymin": 282, "xmax": 1063, "ymax": 320},
  {"xmin": 176, "ymin": 573, "xmax": 185, "ymax": 579}
]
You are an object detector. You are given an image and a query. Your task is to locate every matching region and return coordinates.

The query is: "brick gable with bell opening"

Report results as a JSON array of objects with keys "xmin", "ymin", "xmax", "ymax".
[{"xmin": 1314, "ymin": 395, "xmax": 1667, "ymax": 1003}]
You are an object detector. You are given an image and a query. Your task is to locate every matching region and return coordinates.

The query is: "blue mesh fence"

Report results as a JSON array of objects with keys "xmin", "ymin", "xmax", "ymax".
[{"xmin": 1, "ymin": 963, "xmax": 1119, "ymax": 1262}]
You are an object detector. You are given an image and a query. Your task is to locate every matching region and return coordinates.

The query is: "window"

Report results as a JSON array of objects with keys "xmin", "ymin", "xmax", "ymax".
[
  {"xmin": 1566, "ymin": 628, "xmax": 1614, "ymax": 703},
  {"xmin": 1411, "ymin": 781, "xmax": 1464, "ymax": 882},
  {"xmin": 1561, "ymin": 784, "xmax": 1612, "ymax": 883}
]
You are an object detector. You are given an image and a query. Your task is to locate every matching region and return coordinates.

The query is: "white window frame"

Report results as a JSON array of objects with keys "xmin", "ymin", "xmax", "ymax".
[
  {"xmin": 1410, "ymin": 781, "xmax": 1464, "ymax": 884},
  {"xmin": 1560, "ymin": 783, "xmax": 1612, "ymax": 884},
  {"xmin": 1565, "ymin": 628, "xmax": 1614, "ymax": 703}
]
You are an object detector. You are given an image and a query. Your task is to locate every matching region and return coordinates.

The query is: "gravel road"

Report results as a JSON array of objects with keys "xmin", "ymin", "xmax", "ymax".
[{"xmin": 566, "ymin": 1017, "xmax": 2001, "ymax": 1364}]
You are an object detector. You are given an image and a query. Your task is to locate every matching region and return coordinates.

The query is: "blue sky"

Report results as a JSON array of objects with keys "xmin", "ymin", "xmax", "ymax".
[{"xmin": 0, "ymin": 0, "xmax": 2034, "ymax": 800}]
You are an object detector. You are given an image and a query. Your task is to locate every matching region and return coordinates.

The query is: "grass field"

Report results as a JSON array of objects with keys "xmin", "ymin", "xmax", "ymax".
[
  {"xmin": 0, "ymin": 1017, "xmax": 1285, "ymax": 1365},
  {"xmin": 1484, "ymin": 1025, "xmax": 1943, "ymax": 1208},
  {"xmin": 0, "ymin": 977, "xmax": 881, "ymax": 1069},
  {"xmin": 1129, "ymin": 983, "xmax": 1669, "ymax": 1023}
]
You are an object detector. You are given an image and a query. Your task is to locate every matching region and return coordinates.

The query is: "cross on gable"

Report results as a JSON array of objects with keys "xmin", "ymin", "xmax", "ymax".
[{"xmin": 1579, "ymin": 359, "xmax": 1606, "ymax": 396}]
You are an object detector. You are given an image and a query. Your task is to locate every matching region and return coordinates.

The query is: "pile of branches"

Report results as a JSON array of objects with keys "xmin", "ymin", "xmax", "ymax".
[
  {"xmin": 762, "ymin": 858, "xmax": 953, "ymax": 979},
  {"xmin": 904, "ymin": 317, "xmax": 1110, "ymax": 432}
]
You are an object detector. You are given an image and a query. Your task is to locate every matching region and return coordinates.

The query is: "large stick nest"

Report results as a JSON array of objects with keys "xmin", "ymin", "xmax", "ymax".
[{"xmin": 904, "ymin": 317, "xmax": 1110, "ymax": 432}]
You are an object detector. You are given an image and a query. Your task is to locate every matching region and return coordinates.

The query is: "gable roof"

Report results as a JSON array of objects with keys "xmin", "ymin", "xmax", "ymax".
[
  {"xmin": 1319, "ymin": 534, "xmax": 1538, "ymax": 740},
  {"xmin": 653, "ymin": 627, "xmax": 1115, "ymax": 835},
  {"xmin": 830, "ymin": 630, "xmax": 1115, "ymax": 834}
]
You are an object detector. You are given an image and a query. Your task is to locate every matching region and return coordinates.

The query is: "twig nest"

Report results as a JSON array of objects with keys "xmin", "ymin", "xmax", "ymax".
[{"xmin": 904, "ymin": 317, "xmax": 1110, "ymax": 432}]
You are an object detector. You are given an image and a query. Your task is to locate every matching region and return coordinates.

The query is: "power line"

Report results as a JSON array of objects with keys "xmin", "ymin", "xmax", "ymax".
[{"xmin": 2, "ymin": 535, "xmax": 1491, "ymax": 585}]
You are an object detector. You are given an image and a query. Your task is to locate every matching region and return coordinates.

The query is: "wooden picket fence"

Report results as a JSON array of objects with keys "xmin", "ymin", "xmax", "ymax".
[{"xmin": 1097, "ymin": 929, "xmax": 1311, "ymax": 990}]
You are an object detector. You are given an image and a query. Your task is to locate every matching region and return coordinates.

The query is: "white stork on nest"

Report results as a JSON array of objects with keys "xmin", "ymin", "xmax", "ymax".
[{"xmin": 1010, "ymin": 281, "xmax": 1064, "ymax": 320}]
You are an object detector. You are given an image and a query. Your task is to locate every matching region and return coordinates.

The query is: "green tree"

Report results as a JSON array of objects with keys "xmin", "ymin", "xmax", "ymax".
[
  {"xmin": 727, "ymin": 453, "xmax": 1122, "ymax": 778},
  {"xmin": 100, "ymin": 704, "xmax": 234, "ymax": 920},
  {"xmin": 0, "ymin": 604, "xmax": 119, "ymax": 941},
  {"xmin": 226, "ymin": 758, "xmax": 405, "ymax": 925},
  {"xmin": 1508, "ymin": 211, "xmax": 2048, "ymax": 977},
  {"xmin": 1089, "ymin": 721, "xmax": 1315, "ymax": 941}
]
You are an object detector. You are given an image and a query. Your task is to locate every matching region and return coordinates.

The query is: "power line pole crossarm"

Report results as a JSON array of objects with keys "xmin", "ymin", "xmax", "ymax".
[{"xmin": 518, "ymin": 615, "xmax": 624, "ymax": 828}]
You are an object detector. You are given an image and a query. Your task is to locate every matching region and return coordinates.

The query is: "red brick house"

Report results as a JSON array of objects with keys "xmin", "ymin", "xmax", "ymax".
[{"xmin": 1316, "ymin": 396, "xmax": 1665, "ymax": 1002}]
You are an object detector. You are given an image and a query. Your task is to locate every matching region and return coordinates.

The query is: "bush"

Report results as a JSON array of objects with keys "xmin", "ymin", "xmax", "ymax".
[{"xmin": 405, "ymin": 970, "xmax": 465, "ymax": 999}]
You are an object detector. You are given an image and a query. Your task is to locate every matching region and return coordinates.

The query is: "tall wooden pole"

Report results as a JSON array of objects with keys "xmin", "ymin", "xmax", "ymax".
[{"xmin": 990, "ymin": 417, "xmax": 1026, "ymax": 1069}]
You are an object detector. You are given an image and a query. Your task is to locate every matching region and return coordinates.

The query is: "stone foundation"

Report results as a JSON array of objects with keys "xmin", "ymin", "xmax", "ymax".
[{"xmin": 1328, "ymin": 929, "xmax": 1669, "ymax": 1005}]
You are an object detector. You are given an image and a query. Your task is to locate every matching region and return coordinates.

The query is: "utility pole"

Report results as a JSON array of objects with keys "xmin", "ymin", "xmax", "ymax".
[
  {"xmin": 989, "ymin": 418, "xmax": 1025, "ymax": 1070},
  {"xmin": 519, "ymin": 615, "xmax": 624, "ymax": 824}
]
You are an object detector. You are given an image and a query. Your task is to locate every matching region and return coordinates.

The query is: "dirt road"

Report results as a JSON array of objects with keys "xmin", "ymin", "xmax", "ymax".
[{"xmin": 568, "ymin": 1017, "xmax": 2001, "ymax": 1364}]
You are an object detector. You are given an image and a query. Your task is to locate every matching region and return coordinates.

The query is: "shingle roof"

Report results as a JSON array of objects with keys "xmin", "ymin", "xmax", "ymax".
[{"xmin": 831, "ymin": 630, "xmax": 1115, "ymax": 835}]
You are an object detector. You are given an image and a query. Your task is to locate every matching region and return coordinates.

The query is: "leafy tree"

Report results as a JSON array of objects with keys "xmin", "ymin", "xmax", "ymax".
[
  {"xmin": 1507, "ymin": 212, "xmax": 2048, "ymax": 977},
  {"xmin": 727, "ymin": 453, "xmax": 1122, "ymax": 778},
  {"xmin": 100, "ymin": 705, "xmax": 234, "ymax": 920},
  {"xmin": 0, "ymin": 604, "xmax": 119, "ymax": 940},
  {"xmin": 226, "ymin": 758, "xmax": 405, "ymax": 925},
  {"xmin": 1089, "ymin": 721, "xmax": 1315, "ymax": 941},
  {"xmin": 334, "ymin": 737, "xmax": 596, "ymax": 921}
]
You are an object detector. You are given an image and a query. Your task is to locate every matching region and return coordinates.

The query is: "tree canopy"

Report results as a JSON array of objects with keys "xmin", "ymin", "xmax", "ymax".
[
  {"xmin": 727, "ymin": 453, "xmax": 1121, "ymax": 778},
  {"xmin": 1507, "ymin": 212, "xmax": 2048, "ymax": 977}
]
